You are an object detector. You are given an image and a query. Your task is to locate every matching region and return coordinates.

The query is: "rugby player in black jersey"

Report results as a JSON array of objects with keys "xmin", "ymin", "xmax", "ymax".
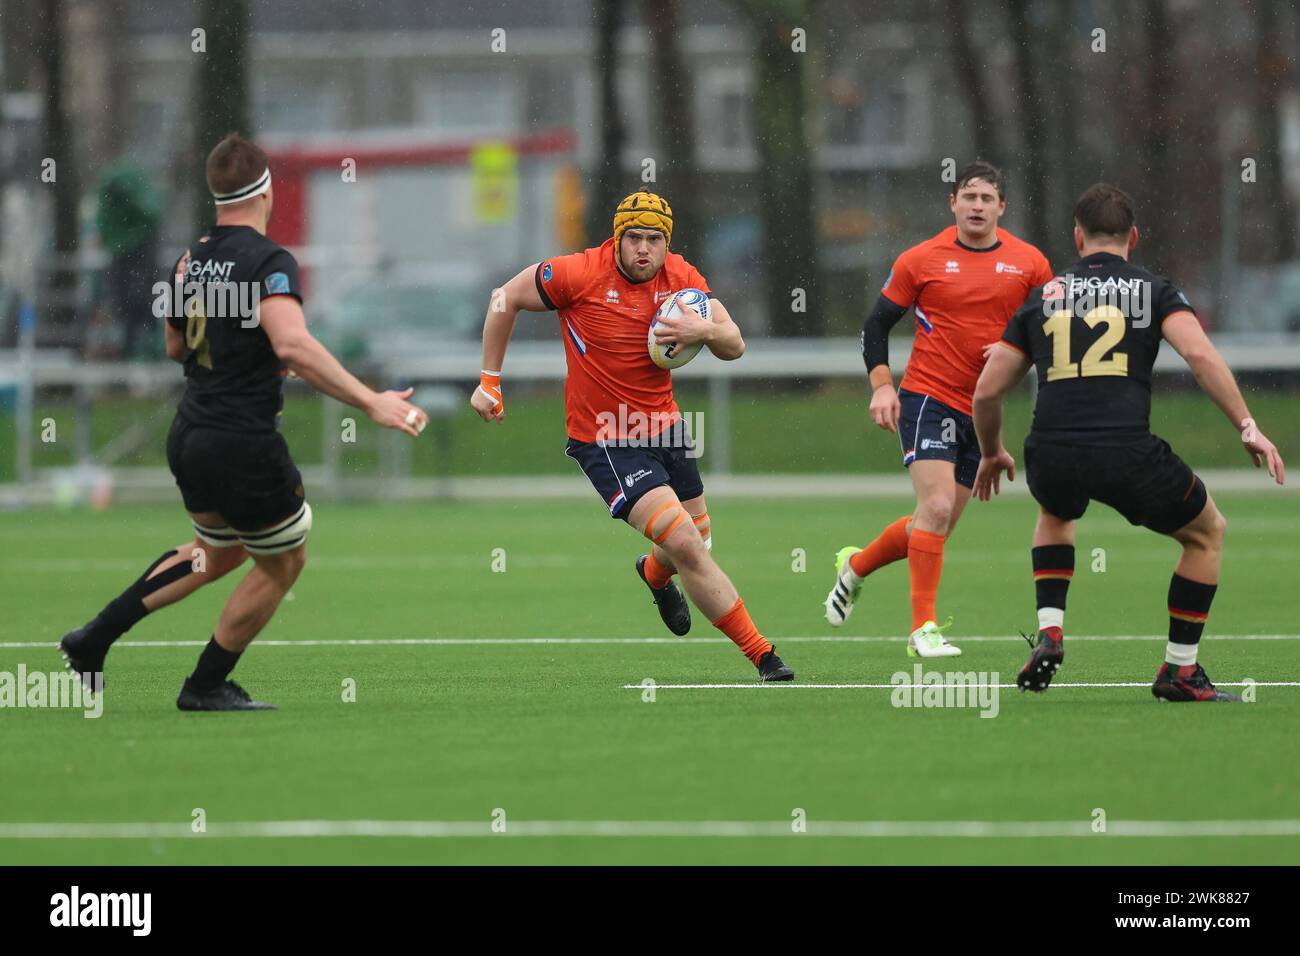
[
  {"xmin": 60, "ymin": 134, "xmax": 428, "ymax": 711},
  {"xmin": 971, "ymin": 183, "xmax": 1285, "ymax": 702}
]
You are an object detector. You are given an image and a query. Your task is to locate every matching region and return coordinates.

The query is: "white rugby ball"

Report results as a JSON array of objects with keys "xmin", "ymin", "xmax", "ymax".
[{"xmin": 648, "ymin": 288, "xmax": 710, "ymax": 370}]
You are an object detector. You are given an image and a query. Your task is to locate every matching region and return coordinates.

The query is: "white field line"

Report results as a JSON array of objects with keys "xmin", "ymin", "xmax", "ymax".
[
  {"xmin": 2, "ymin": 819, "xmax": 1299, "ymax": 840},
  {"xmin": 8, "ymin": 544, "xmax": 1300, "ymax": 574},
  {"xmin": 622, "ymin": 681, "xmax": 1300, "ymax": 690},
  {"xmin": 3, "ymin": 633, "xmax": 1300, "ymax": 650}
]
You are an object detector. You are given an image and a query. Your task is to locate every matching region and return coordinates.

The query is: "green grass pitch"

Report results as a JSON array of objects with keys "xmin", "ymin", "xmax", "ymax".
[{"xmin": 1, "ymin": 491, "xmax": 1297, "ymax": 864}]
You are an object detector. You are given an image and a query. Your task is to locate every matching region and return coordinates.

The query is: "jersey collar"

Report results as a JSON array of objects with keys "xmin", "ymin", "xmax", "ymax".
[{"xmin": 954, "ymin": 232, "xmax": 1002, "ymax": 253}]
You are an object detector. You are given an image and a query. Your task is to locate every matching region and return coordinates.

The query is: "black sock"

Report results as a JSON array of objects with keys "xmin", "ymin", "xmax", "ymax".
[
  {"xmin": 85, "ymin": 550, "xmax": 195, "ymax": 650},
  {"xmin": 1167, "ymin": 573, "xmax": 1217, "ymax": 666},
  {"xmin": 187, "ymin": 636, "xmax": 242, "ymax": 692},
  {"xmin": 1032, "ymin": 544, "xmax": 1074, "ymax": 627}
]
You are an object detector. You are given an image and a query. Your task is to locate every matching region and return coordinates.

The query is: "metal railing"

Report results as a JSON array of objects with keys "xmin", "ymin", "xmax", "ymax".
[{"xmin": 3, "ymin": 335, "xmax": 1299, "ymax": 503}]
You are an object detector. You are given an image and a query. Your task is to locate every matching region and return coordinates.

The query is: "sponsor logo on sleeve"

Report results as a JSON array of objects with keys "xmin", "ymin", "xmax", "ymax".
[{"xmin": 264, "ymin": 272, "xmax": 290, "ymax": 295}]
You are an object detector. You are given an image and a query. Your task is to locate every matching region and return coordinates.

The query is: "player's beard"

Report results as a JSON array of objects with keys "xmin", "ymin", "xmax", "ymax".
[{"xmin": 619, "ymin": 252, "xmax": 661, "ymax": 282}]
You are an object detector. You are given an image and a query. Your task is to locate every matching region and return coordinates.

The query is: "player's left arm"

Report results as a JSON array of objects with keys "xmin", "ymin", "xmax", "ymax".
[
  {"xmin": 164, "ymin": 252, "xmax": 188, "ymax": 362},
  {"xmin": 165, "ymin": 318, "xmax": 186, "ymax": 361},
  {"xmin": 653, "ymin": 296, "xmax": 745, "ymax": 360},
  {"xmin": 1162, "ymin": 310, "xmax": 1285, "ymax": 484},
  {"xmin": 971, "ymin": 343, "xmax": 1032, "ymax": 501}
]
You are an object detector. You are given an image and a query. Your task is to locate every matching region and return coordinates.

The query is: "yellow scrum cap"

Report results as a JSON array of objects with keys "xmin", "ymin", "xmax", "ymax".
[{"xmin": 613, "ymin": 190, "xmax": 673, "ymax": 247}]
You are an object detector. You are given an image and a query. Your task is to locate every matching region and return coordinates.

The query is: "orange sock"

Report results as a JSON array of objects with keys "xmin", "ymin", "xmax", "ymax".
[
  {"xmin": 849, "ymin": 515, "xmax": 911, "ymax": 577},
  {"xmin": 711, "ymin": 597, "xmax": 772, "ymax": 665},
  {"xmin": 908, "ymin": 528, "xmax": 945, "ymax": 631},
  {"xmin": 643, "ymin": 551, "xmax": 674, "ymax": 589}
]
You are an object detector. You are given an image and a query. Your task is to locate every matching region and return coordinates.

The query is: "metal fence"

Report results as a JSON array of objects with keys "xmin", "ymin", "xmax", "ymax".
[{"xmin": 3, "ymin": 336, "xmax": 1299, "ymax": 507}]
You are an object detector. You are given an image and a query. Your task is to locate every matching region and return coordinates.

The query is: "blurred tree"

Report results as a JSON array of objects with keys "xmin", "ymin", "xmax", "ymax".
[
  {"xmin": 1, "ymin": 0, "xmax": 41, "ymax": 96},
  {"xmin": 734, "ymin": 0, "xmax": 822, "ymax": 337},
  {"xmin": 1246, "ymin": 0, "xmax": 1296, "ymax": 262},
  {"xmin": 1005, "ymin": 0, "xmax": 1049, "ymax": 252},
  {"xmin": 96, "ymin": 160, "xmax": 162, "ymax": 359},
  {"xmin": 944, "ymin": 0, "xmax": 1003, "ymax": 164},
  {"xmin": 1136, "ymin": 0, "xmax": 1174, "ymax": 273},
  {"xmin": 192, "ymin": 0, "xmax": 251, "ymax": 234},
  {"xmin": 1041, "ymin": 0, "xmax": 1082, "ymax": 266},
  {"xmin": 646, "ymin": 0, "xmax": 701, "ymax": 264},
  {"xmin": 40, "ymin": 0, "xmax": 80, "ymax": 339},
  {"xmin": 588, "ymin": 0, "xmax": 627, "ymax": 247},
  {"xmin": 105, "ymin": 0, "xmax": 130, "ymax": 157}
]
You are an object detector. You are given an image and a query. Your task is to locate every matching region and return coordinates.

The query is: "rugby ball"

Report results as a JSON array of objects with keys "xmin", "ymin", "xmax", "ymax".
[{"xmin": 648, "ymin": 288, "xmax": 710, "ymax": 370}]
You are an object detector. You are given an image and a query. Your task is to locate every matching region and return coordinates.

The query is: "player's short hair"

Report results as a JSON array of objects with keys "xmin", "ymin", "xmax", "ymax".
[
  {"xmin": 952, "ymin": 161, "xmax": 1005, "ymax": 201},
  {"xmin": 1074, "ymin": 183, "xmax": 1135, "ymax": 239},
  {"xmin": 205, "ymin": 132, "xmax": 269, "ymax": 199}
]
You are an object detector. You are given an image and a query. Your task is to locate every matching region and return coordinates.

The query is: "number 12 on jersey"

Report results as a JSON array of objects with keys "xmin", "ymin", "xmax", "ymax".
[{"xmin": 1043, "ymin": 305, "xmax": 1129, "ymax": 381}]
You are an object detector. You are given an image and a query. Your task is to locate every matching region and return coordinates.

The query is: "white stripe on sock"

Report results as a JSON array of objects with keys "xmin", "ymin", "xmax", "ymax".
[
  {"xmin": 1038, "ymin": 607, "xmax": 1064, "ymax": 630},
  {"xmin": 1165, "ymin": 641, "xmax": 1199, "ymax": 666}
]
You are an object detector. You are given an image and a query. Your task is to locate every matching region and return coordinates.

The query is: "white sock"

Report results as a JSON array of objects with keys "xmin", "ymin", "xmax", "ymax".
[
  {"xmin": 1165, "ymin": 641, "xmax": 1198, "ymax": 666},
  {"xmin": 1037, "ymin": 607, "xmax": 1064, "ymax": 631}
]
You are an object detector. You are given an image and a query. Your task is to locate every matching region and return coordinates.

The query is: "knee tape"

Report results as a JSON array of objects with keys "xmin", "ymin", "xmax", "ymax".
[
  {"xmin": 235, "ymin": 502, "xmax": 313, "ymax": 555},
  {"xmin": 643, "ymin": 500, "xmax": 688, "ymax": 545},
  {"xmin": 692, "ymin": 511, "xmax": 711, "ymax": 550}
]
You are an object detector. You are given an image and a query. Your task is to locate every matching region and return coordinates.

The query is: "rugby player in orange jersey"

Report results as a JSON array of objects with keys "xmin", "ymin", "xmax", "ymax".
[
  {"xmin": 824, "ymin": 162, "xmax": 1053, "ymax": 656},
  {"xmin": 469, "ymin": 190, "xmax": 794, "ymax": 681}
]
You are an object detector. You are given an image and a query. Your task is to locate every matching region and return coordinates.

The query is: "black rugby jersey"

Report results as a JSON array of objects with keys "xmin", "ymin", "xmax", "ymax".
[
  {"xmin": 166, "ymin": 225, "xmax": 302, "ymax": 433},
  {"xmin": 1002, "ymin": 252, "xmax": 1195, "ymax": 444}
]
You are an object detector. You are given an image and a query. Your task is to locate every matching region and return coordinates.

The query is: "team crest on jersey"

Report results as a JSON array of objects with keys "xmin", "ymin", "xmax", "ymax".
[
  {"xmin": 945, "ymin": 261, "xmax": 960, "ymax": 273},
  {"xmin": 264, "ymin": 272, "xmax": 290, "ymax": 295},
  {"xmin": 995, "ymin": 261, "xmax": 1025, "ymax": 276},
  {"xmin": 541, "ymin": 263, "xmax": 553, "ymax": 282}
]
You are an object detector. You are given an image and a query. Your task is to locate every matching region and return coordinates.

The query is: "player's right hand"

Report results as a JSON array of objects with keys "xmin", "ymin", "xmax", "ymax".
[
  {"xmin": 367, "ymin": 387, "xmax": 428, "ymax": 438},
  {"xmin": 1241, "ymin": 418, "xmax": 1285, "ymax": 485},
  {"xmin": 869, "ymin": 384, "xmax": 901, "ymax": 432},
  {"xmin": 973, "ymin": 448, "xmax": 1016, "ymax": 502},
  {"xmin": 471, "ymin": 372, "xmax": 504, "ymax": 423}
]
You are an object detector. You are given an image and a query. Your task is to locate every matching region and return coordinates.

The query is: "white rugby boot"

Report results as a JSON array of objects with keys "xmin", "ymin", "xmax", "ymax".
[
  {"xmin": 825, "ymin": 546, "xmax": 864, "ymax": 627},
  {"xmin": 907, "ymin": 619, "xmax": 961, "ymax": 657}
]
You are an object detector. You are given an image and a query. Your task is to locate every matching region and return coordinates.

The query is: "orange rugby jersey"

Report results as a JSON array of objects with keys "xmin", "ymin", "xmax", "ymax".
[
  {"xmin": 882, "ymin": 225, "xmax": 1052, "ymax": 415},
  {"xmin": 536, "ymin": 238, "xmax": 710, "ymax": 443}
]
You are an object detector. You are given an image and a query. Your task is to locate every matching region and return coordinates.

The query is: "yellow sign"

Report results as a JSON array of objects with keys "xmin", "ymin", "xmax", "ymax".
[{"xmin": 470, "ymin": 142, "xmax": 519, "ymax": 224}]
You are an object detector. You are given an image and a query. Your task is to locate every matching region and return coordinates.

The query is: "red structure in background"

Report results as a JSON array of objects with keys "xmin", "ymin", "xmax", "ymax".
[{"xmin": 262, "ymin": 129, "xmax": 577, "ymax": 295}]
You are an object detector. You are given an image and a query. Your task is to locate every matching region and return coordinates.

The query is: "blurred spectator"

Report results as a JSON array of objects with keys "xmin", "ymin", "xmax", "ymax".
[{"xmin": 95, "ymin": 159, "xmax": 161, "ymax": 359}]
